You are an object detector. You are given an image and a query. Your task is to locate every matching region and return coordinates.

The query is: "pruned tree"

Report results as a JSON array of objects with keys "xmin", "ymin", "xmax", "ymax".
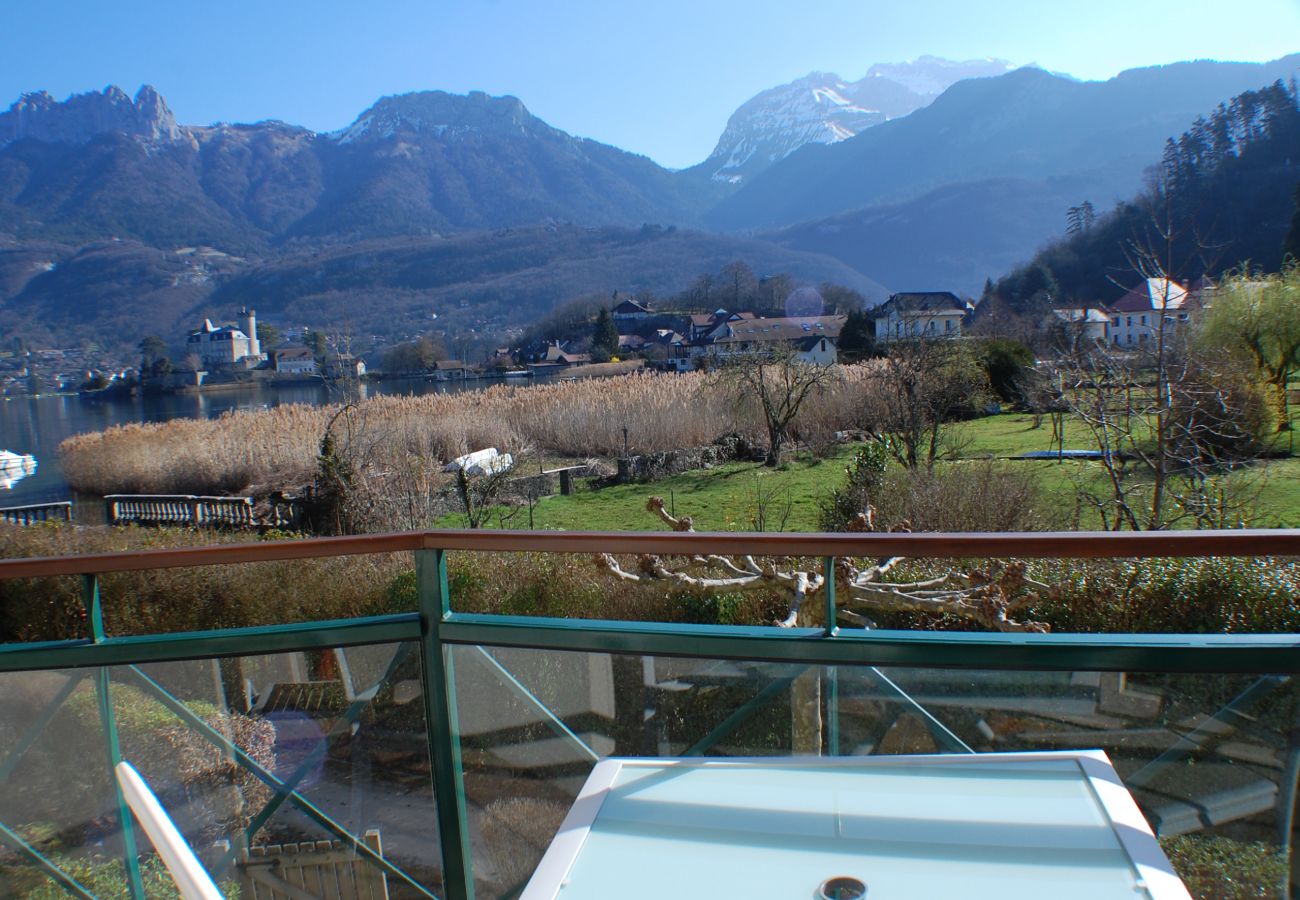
[
  {"xmin": 595, "ymin": 497, "xmax": 1050, "ymax": 633},
  {"xmin": 715, "ymin": 350, "xmax": 839, "ymax": 467}
]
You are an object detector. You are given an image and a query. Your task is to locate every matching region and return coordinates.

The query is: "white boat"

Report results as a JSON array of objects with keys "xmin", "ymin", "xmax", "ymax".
[
  {"xmin": 0, "ymin": 450, "xmax": 36, "ymax": 473},
  {"xmin": 0, "ymin": 451, "xmax": 36, "ymax": 490}
]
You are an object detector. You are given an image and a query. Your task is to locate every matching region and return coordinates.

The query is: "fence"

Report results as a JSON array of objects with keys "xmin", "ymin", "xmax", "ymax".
[
  {"xmin": 0, "ymin": 501, "xmax": 72, "ymax": 526},
  {"xmin": 2, "ymin": 528, "xmax": 1300, "ymax": 898},
  {"xmin": 104, "ymin": 494, "xmax": 302, "ymax": 529}
]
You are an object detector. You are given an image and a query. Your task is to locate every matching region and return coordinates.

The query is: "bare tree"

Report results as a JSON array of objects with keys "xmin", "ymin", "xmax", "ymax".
[
  {"xmin": 715, "ymin": 350, "xmax": 839, "ymax": 467},
  {"xmin": 1056, "ymin": 333, "xmax": 1266, "ymax": 530},
  {"xmin": 1053, "ymin": 188, "xmax": 1267, "ymax": 530},
  {"xmin": 866, "ymin": 338, "xmax": 987, "ymax": 469}
]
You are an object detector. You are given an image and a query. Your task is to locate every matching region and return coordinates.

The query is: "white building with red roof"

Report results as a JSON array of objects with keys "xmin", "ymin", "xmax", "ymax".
[{"xmin": 1105, "ymin": 278, "xmax": 1192, "ymax": 348}]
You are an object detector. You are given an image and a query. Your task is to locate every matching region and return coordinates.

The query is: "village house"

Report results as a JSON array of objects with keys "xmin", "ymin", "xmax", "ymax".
[
  {"xmin": 322, "ymin": 353, "xmax": 366, "ymax": 380},
  {"xmin": 1106, "ymin": 278, "xmax": 1192, "ymax": 347},
  {"xmin": 871, "ymin": 292, "xmax": 968, "ymax": 343},
  {"xmin": 688, "ymin": 309, "xmax": 756, "ymax": 342},
  {"xmin": 430, "ymin": 359, "xmax": 468, "ymax": 380},
  {"xmin": 527, "ymin": 342, "xmax": 593, "ymax": 373},
  {"xmin": 611, "ymin": 298, "xmax": 653, "ymax": 323},
  {"xmin": 1052, "ymin": 307, "xmax": 1111, "ymax": 344},
  {"xmin": 186, "ymin": 308, "xmax": 264, "ymax": 369},
  {"xmin": 272, "ymin": 345, "xmax": 317, "ymax": 376},
  {"xmin": 667, "ymin": 314, "xmax": 846, "ymax": 371}
]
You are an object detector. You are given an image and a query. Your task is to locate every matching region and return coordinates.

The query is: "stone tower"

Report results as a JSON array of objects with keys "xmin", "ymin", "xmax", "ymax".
[{"xmin": 241, "ymin": 308, "xmax": 260, "ymax": 358}]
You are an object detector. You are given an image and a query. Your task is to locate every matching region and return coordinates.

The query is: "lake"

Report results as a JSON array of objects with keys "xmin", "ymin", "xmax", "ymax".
[{"xmin": 0, "ymin": 376, "xmax": 514, "ymax": 510}]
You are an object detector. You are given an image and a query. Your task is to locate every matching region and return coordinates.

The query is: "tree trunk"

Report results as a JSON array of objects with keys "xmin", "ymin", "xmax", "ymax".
[{"xmin": 767, "ymin": 432, "xmax": 784, "ymax": 467}]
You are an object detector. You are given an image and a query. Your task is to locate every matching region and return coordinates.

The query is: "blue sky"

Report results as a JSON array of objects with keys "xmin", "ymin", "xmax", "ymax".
[{"xmin": 2, "ymin": 0, "xmax": 1298, "ymax": 168}]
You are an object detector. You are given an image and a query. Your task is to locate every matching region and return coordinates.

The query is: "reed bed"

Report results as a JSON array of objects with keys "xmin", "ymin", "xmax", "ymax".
[{"xmin": 60, "ymin": 366, "xmax": 886, "ymax": 497}]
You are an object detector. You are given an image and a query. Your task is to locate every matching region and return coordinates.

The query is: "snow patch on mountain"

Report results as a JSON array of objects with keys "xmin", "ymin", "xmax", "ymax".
[
  {"xmin": 866, "ymin": 55, "xmax": 1015, "ymax": 97},
  {"xmin": 704, "ymin": 56, "xmax": 1017, "ymax": 183}
]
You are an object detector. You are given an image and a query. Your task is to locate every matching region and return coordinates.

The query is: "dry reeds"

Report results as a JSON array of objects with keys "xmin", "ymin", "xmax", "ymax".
[{"xmin": 60, "ymin": 366, "xmax": 888, "ymax": 497}]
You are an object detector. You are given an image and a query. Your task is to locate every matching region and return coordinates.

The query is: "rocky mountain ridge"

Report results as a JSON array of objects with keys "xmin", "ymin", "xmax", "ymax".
[{"xmin": 0, "ymin": 84, "xmax": 184, "ymax": 147}]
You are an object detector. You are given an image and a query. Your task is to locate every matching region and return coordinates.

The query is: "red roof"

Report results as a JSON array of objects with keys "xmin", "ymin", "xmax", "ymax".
[{"xmin": 1108, "ymin": 278, "xmax": 1189, "ymax": 313}]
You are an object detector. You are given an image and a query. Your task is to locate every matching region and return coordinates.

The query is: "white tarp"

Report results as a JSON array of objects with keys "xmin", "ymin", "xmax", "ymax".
[{"xmin": 443, "ymin": 447, "xmax": 514, "ymax": 476}]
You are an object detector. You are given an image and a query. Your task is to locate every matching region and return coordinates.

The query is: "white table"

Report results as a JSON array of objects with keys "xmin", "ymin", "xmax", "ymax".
[{"xmin": 522, "ymin": 751, "xmax": 1190, "ymax": 899}]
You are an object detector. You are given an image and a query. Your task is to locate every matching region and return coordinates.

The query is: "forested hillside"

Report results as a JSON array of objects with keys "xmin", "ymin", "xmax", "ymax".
[{"xmin": 992, "ymin": 79, "xmax": 1300, "ymax": 308}]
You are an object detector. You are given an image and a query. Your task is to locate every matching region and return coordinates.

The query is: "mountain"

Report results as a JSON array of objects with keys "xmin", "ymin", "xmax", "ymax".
[
  {"xmin": 291, "ymin": 91, "xmax": 716, "ymax": 239},
  {"xmin": 769, "ymin": 176, "xmax": 1097, "ymax": 294},
  {"xmin": 210, "ymin": 225, "xmax": 886, "ymax": 336},
  {"xmin": 699, "ymin": 57, "xmax": 1014, "ymax": 184},
  {"xmin": 0, "ymin": 85, "xmax": 182, "ymax": 147},
  {"xmin": 991, "ymin": 79, "xmax": 1300, "ymax": 311},
  {"xmin": 0, "ymin": 227, "xmax": 884, "ymax": 349},
  {"xmin": 708, "ymin": 55, "xmax": 1300, "ymax": 233},
  {"xmin": 0, "ymin": 87, "xmax": 716, "ymax": 251}
]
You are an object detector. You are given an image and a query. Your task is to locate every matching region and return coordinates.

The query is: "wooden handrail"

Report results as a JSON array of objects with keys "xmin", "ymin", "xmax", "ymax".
[{"xmin": 1, "ymin": 528, "xmax": 1299, "ymax": 580}]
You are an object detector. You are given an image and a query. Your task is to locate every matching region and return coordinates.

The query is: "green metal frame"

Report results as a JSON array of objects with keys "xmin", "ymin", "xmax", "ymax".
[
  {"xmin": 0, "ymin": 821, "xmax": 96, "ymax": 899},
  {"xmin": 81, "ymin": 576, "xmax": 145, "ymax": 900},
  {"xmin": 4, "ymin": 535, "xmax": 1300, "ymax": 898}
]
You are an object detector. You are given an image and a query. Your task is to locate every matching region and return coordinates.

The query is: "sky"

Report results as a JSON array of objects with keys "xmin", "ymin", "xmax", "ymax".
[{"xmin": 2, "ymin": 0, "xmax": 1299, "ymax": 169}]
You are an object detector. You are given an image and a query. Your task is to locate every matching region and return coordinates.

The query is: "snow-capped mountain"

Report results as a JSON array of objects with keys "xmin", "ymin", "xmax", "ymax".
[
  {"xmin": 864, "ymin": 55, "xmax": 1017, "ymax": 97},
  {"xmin": 703, "ymin": 56, "xmax": 1016, "ymax": 183}
]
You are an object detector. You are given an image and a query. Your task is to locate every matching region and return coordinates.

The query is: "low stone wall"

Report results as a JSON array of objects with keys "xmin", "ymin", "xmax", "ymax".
[{"xmin": 614, "ymin": 436, "xmax": 764, "ymax": 484}]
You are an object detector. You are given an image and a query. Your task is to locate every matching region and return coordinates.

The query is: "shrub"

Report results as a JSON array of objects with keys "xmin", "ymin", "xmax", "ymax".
[
  {"xmin": 677, "ymin": 590, "xmax": 748, "ymax": 625},
  {"xmin": 977, "ymin": 338, "xmax": 1035, "ymax": 404},
  {"xmin": 818, "ymin": 441, "xmax": 891, "ymax": 531},
  {"xmin": 1027, "ymin": 556, "xmax": 1300, "ymax": 634},
  {"xmin": 872, "ymin": 459, "xmax": 1051, "ymax": 532},
  {"xmin": 0, "ymin": 525, "xmax": 399, "ymax": 642}
]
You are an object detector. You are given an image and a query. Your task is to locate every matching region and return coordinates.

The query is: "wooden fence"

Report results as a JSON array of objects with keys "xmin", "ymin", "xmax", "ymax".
[{"xmin": 238, "ymin": 830, "xmax": 389, "ymax": 900}]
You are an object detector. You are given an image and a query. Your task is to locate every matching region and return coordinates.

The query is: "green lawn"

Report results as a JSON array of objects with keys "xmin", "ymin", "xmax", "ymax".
[
  {"xmin": 439, "ymin": 447, "xmax": 858, "ymax": 532},
  {"xmin": 435, "ymin": 413, "xmax": 1300, "ymax": 532}
]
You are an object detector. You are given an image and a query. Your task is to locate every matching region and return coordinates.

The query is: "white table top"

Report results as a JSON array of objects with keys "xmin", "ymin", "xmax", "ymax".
[{"xmin": 521, "ymin": 751, "xmax": 1190, "ymax": 900}]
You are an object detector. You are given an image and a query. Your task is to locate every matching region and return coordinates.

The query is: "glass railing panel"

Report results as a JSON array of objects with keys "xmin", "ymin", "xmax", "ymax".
[
  {"xmin": 450, "ymin": 645, "xmax": 1298, "ymax": 899},
  {"xmin": 0, "ymin": 641, "xmax": 443, "ymax": 899},
  {"xmin": 0, "ymin": 667, "xmax": 131, "ymax": 897}
]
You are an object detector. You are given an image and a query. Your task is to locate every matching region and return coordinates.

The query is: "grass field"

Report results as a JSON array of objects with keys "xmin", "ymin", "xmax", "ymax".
[{"xmin": 437, "ymin": 412, "xmax": 1300, "ymax": 532}]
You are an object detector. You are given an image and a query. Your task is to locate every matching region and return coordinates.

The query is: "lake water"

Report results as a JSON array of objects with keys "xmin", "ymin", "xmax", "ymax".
[{"xmin": 0, "ymin": 376, "xmax": 512, "ymax": 510}]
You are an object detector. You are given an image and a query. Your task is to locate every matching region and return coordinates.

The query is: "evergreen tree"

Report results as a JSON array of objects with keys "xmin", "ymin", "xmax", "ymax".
[
  {"xmin": 837, "ymin": 309, "xmax": 876, "ymax": 362},
  {"xmin": 1286, "ymin": 182, "xmax": 1300, "ymax": 262},
  {"xmin": 592, "ymin": 307, "xmax": 619, "ymax": 362}
]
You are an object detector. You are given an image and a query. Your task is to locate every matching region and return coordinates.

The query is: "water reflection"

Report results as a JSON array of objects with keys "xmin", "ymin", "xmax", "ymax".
[{"xmin": 0, "ymin": 450, "xmax": 37, "ymax": 491}]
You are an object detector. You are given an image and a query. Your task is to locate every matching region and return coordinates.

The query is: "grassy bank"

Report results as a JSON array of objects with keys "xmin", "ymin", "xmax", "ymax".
[{"xmin": 439, "ymin": 413, "xmax": 1300, "ymax": 533}]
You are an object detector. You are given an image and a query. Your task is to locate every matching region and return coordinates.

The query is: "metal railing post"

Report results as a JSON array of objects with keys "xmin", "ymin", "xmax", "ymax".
[
  {"xmin": 81, "ymin": 574, "xmax": 145, "ymax": 900},
  {"xmin": 417, "ymin": 548, "xmax": 474, "ymax": 900},
  {"xmin": 824, "ymin": 556, "xmax": 839, "ymax": 756}
]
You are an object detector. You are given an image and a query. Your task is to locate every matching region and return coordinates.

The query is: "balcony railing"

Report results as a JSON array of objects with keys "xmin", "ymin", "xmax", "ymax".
[{"xmin": 1, "ymin": 528, "xmax": 1299, "ymax": 899}]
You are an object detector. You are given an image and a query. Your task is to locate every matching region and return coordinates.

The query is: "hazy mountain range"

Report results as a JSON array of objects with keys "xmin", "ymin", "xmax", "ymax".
[{"xmin": 1, "ymin": 52, "xmax": 1297, "ymax": 349}]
